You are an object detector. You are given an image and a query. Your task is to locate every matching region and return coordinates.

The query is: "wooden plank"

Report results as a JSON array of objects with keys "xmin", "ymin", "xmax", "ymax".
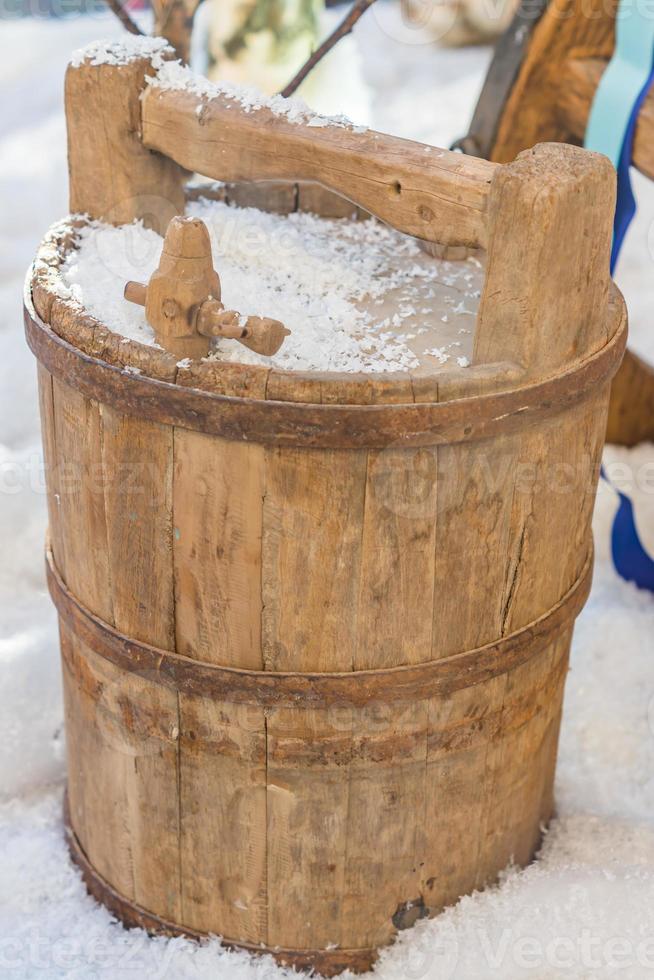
[
  {"xmin": 354, "ymin": 446, "xmax": 438, "ymax": 669},
  {"xmin": 177, "ymin": 695, "xmax": 268, "ymax": 941},
  {"xmin": 339, "ymin": 700, "xmax": 429, "ymax": 950},
  {"xmin": 173, "ymin": 430, "xmax": 265, "ymax": 668},
  {"xmin": 51, "ymin": 378, "xmax": 114, "ymax": 624},
  {"xmin": 472, "ymin": 629, "xmax": 570, "ymax": 885},
  {"xmin": 498, "ymin": 392, "xmax": 606, "ymax": 634},
  {"xmin": 141, "ymin": 85, "xmax": 496, "ymax": 249},
  {"xmin": 418, "ymin": 675, "xmax": 508, "ymax": 911},
  {"xmin": 100, "ymin": 406, "xmax": 175, "ymax": 648},
  {"xmin": 265, "ymin": 705, "xmax": 352, "ymax": 950},
  {"xmin": 261, "ymin": 447, "xmax": 367, "ymax": 672},
  {"xmin": 61, "ymin": 623, "xmax": 181, "ymax": 920},
  {"xmin": 432, "ymin": 436, "xmax": 518, "ymax": 659}
]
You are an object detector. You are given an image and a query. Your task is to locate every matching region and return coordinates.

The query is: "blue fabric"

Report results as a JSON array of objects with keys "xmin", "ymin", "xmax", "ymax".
[
  {"xmin": 583, "ymin": 12, "xmax": 654, "ymax": 590},
  {"xmin": 585, "ymin": 7, "xmax": 654, "ymax": 170},
  {"xmin": 611, "ymin": 480, "xmax": 654, "ymax": 590},
  {"xmin": 611, "ymin": 63, "xmax": 654, "ymax": 273}
]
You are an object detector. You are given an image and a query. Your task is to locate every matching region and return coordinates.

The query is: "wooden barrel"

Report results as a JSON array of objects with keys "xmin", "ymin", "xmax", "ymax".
[{"xmin": 25, "ymin": 44, "xmax": 626, "ymax": 977}]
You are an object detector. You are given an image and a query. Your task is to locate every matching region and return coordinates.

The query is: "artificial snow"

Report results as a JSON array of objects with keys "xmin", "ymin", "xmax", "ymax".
[
  {"xmin": 3, "ymin": 8, "xmax": 654, "ymax": 980},
  {"xmin": 150, "ymin": 58, "xmax": 367, "ymax": 132},
  {"xmin": 59, "ymin": 201, "xmax": 480, "ymax": 373},
  {"xmin": 71, "ymin": 35, "xmax": 172, "ymax": 69}
]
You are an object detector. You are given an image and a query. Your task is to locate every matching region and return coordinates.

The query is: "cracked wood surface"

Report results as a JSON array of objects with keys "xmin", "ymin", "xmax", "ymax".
[
  {"xmin": 35, "ymin": 58, "xmax": 624, "ymax": 973},
  {"xmin": 140, "ymin": 85, "xmax": 496, "ymax": 249}
]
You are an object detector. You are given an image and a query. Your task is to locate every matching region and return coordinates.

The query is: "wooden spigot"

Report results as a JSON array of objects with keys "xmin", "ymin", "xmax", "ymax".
[{"xmin": 124, "ymin": 216, "xmax": 290, "ymax": 360}]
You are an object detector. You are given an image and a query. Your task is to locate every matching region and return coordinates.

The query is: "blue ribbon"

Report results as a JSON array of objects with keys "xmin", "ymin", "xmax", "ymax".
[
  {"xmin": 584, "ymin": 7, "xmax": 654, "ymax": 590},
  {"xmin": 604, "ymin": 466, "xmax": 654, "ymax": 590},
  {"xmin": 611, "ymin": 63, "xmax": 654, "ymax": 273}
]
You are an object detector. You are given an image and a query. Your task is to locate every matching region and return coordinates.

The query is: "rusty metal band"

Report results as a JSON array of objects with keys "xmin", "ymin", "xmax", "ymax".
[
  {"xmin": 63, "ymin": 794, "xmax": 376, "ymax": 976},
  {"xmin": 25, "ymin": 300, "xmax": 626, "ymax": 450},
  {"xmin": 48, "ymin": 546, "xmax": 592, "ymax": 709}
]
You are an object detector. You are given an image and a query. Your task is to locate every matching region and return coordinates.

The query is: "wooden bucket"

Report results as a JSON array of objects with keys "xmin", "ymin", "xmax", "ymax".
[{"xmin": 25, "ymin": 42, "xmax": 626, "ymax": 976}]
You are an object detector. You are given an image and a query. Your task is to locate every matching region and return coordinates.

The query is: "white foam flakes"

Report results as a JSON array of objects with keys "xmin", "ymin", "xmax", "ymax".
[
  {"xmin": 59, "ymin": 198, "xmax": 477, "ymax": 374},
  {"xmin": 148, "ymin": 60, "xmax": 367, "ymax": 132},
  {"xmin": 71, "ymin": 35, "xmax": 172, "ymax": 70}
]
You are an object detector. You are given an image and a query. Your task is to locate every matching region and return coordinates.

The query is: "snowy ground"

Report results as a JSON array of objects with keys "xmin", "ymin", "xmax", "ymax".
[{"xmin": 3, "ymin": 7, "xmax": 654, "ymax": 979}]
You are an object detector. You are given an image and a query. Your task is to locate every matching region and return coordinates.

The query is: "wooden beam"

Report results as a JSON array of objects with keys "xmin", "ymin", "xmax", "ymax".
[
  {"xmin": 66, "ymin": 53, "xmax": 186, "ymax": 232},
  {"xmin": 558, "ymin": 57, "xmax": 654, "ymax": 181},
  {"xmin": 477, "ymin": 143, "xmax": 616, "ymax": 380},
  {"xmin": 140, "ymin": 86, "xmax": 497, "ymax": 249}
]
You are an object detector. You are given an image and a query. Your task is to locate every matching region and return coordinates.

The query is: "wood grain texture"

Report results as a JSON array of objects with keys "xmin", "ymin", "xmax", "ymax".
[
  {"xmin": 606, "ymin": 349, "xmax": 654, "ymax": 445},
  {"xmin": 61, "ymin": 623, "xmax": 182, "ymax": 921},
  {"xmin": 173, "ymin": 430, "xmax": 265, "ymax": 669},
  {"xmin": 141, "ymin": 86, "xmax": 496, "ymax": 249},
  {"xmin": 476, "ymin": 143, "xmax": 615, "ymax": 380},
  {"xmin": 261, "ymin": 447, "xmax": 367, "ymax": 672},
  {"xmin": 557, "ymin": 56, "xmax": 654, "ymax": 181},
  {"xmin": 177, "ymin": 695, "xmax": 268, "ymax": 941},
  {"xmin": 100, "ymin": 406, "xmax": 175, "ymax": 648},
  {"xmin": 66, "ymin": 53, "xmax": 186, "ymax": 231},
  {"xmin": 32, "ymin": 133, "xmax": 619, "ymax": 969},
  {"xmin": 488, "ymin": 0, "xmax": 616, "ymax": 165},
  {"xmin": 481, "ymin": 1, "xmax": 654, "ymax": 445},
  {"xmin": 354, "ymin": 446, "xmax": 438, "ymax": 669}
]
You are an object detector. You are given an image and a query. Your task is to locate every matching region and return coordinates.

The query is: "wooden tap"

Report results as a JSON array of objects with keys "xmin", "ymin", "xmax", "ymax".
[{"xmin": 124, "ymin": 216, "xmax": 290, "ymax": 360}]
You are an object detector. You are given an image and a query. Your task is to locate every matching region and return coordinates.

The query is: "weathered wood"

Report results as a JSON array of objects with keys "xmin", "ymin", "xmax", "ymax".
[
  {"xmin": 173, "ymin": 430, "xmax": 265, "ymax": 669},
  {"xmin": 487, "ymin": 0, "xmax": 616, "ymax": 165},
  {"xmin": 141, "ymin": 86, "xmax": 496, "ymax": 249},
  {"xmin": 66, "ymin": 51, "xmax": 186, "ymax": 231},
  {"xmin": 177, "ymin": 694, "xmax": 268, "ymax": 941},
  {"xmin": 47, "ymin": 544, "xmax": 593, "ymax": 708},
  {"xmin": 29, "ymin": 86, "xmax": 623, "ymax": 973},
  {"xmin": 99, "ymin": 406, "xmax": 175, "ymax": 648},
  {"xmin": 469, "ymin": 0, "xmax": 654, "ymax": 444},
  {"xmin": 261, "ymin": 447, "xmax": 367, "ymax": 672},
  {"xmin": 24, "ymin": 297, "xmax": 626, "ymax": 449},
  {"xmin": 354, "ymin": 446, "xmax": 438, "ymax": 669},
  {"xmin": 476, "ymin": 143, "xmax": 615, "ymax": 379},
  {"xmin": 124, "ymin": 215, "xmax": 290, "ymax": 359},
  {"xmin": 558, "ymin": 56, "xmax": 654, "ymax": 182},
  {"xmin": 606, "ymin": 349, "xmax": 654, "ymax": 445}
]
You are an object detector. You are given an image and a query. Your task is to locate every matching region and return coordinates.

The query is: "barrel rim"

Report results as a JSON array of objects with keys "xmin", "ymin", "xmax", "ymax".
[
  {"xmin": 47, "ymin": 545, "xmax": 592, "ymax": 708},
  {"xmin": 28, "ymin": 207, "xmax": 626, "ymax": 421},
  {"xmin": 25, "ymin": 291, "xmax": 626, "ymax": 448},
  {"xmin": 63, "ymin": 794, "xmax": 377, "ymax": 976},
  {"xmin": 29, "ymin": 201, "xmax": 493, "ymax": 407}
]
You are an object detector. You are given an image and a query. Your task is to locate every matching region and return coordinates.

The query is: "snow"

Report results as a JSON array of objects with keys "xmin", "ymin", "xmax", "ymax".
[
  {"xmin": 3, "ymin": 7, "xmax": 654, "ymax": 980},
  {"xmin": 58, "ymin": 204, "xmax": 480, "ymax": 372},
  {"xmin": 71, "ymin": 35, "xmax": 172, "ymax": 69},
  {"xmin": 150, "ymin": 58, "xmax": 367, "ymax": 132}
]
